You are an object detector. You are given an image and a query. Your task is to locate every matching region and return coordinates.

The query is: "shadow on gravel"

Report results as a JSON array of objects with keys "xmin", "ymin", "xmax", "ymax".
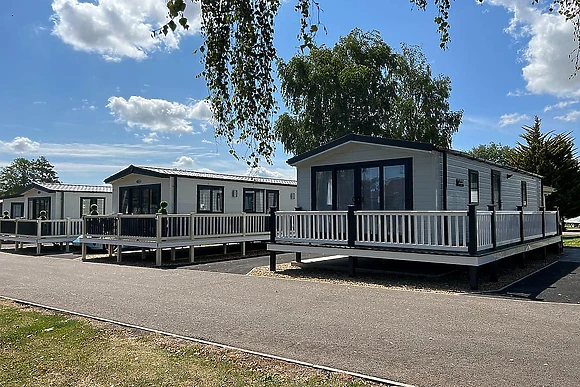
[{"xmin": 487, "ymin": 260, "xmax": 580, "ymax": 303}]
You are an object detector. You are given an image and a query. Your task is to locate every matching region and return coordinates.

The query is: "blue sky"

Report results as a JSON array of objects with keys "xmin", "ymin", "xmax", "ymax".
[{"xmin": 1, "ymin": 0, "xmax": 579, "ymax": 185}]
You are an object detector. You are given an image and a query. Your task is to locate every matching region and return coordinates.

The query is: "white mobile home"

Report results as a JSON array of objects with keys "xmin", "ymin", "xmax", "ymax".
[
  {"xmin": 104, "ymin": 165, "xmax": 297, "ymax": 215},
  {"xmin": 1, "ymin": 182, "xmax": 112, "ymax": 220}
]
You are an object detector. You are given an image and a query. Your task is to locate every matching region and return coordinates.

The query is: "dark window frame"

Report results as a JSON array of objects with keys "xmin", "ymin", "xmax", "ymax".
[
  {"xmin": 28, "ymin": 197, "xmax": 51, "ymax": 219},
  {"xmin": 197, "ymin": 185, "xmax": 224, "ymax": 213},
  {"xmin": 491, "ymin": 170, "xmax": 502, "ymax": 210},
  {"xmin": 119, "ymin": 184, "xmax": 161, "ymax": 214},
  {"xmin": 266, "ymin": 189, "xmax": 279, "ymax": 211},
  {"xmin": 243, "ymin": 188, "xmax": 265, "ymax": 213},
  {"xmin": 311, "ymin": 158, "xmax": 413, "ymax": 210},
  {"xmin": 521, "ymin": 181, "xmax": 528, "ymax": 207},
  {"xmin": 80, "ymin": 197, "xmax": 107, "ymax": 216},
  {"xmin": 468, "ymin": 169, "xmax": 480, "ymax": 205},
  {"xmin": 10, "ymin": 202, "xmax": 24, "ymax": 218}
]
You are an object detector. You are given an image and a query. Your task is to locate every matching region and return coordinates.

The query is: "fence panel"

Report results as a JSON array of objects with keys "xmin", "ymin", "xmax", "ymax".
[
  {"xmin": 276, "ymin": 211, "xmax": 348, "ymax": 245},
  {"xmin": 495, "ymin": 211, "xmax": 521, "ymax": 247}
]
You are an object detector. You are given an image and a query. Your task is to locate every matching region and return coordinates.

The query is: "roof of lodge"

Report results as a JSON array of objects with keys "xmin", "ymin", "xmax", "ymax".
[
  {"xmin": 0, "ymin": 182, "xmax": 112, "ymax": 199},
  {"xmin": 104, "ymin": 165, "xmax": 297, "ymax": 186}
]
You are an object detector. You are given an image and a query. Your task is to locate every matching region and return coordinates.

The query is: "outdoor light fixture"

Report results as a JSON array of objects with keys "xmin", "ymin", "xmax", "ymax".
[
  {"xmin": 506, "ymin": 174, "xmax": 513, "ymax": 179},
  {"xmin": 232, "ymin": 189, "xmax": 238, "ymax": 197}
]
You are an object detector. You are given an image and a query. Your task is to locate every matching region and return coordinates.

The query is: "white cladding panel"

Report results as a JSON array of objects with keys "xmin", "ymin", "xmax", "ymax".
[
  {"xmin": 1, "ymin": 197, "xmax": 25, "ymax": 218},
  {"xmin": 294, "ymin": 142, "xmax": 439, "ymax": 210},
  {"xmin": 446, "ymin": 153, "xmax": 541, "ymax": 211}
]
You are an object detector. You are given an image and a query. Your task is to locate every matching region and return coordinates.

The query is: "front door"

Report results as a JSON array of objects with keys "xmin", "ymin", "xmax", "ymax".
[{"xmin": 312, "ymin": 159, "xmax": 412, "ymax": 210}]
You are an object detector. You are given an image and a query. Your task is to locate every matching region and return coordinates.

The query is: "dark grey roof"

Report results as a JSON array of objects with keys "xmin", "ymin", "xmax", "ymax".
[
  {"xmin": 287, "ymin": 134, "xmax": 542, "ymax": 179},
  {"xmin": 104, "ymin": 165, "xmax": 297, "ymax": 186}
]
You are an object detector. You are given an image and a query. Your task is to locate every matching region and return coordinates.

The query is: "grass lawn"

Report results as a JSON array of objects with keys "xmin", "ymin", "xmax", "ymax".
[
  {"xmin": 0, "ymin": 300, "xmax": 378, "ymax": 387},
  {"xmin": 563, "ymin": 235, "xmax": 580, "ymax": 247}
]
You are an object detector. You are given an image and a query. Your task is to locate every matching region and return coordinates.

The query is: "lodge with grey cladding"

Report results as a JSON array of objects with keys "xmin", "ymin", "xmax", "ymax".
[{"xmin": 266, "ymin": 134, "xmax": 562, "ymax": 289}]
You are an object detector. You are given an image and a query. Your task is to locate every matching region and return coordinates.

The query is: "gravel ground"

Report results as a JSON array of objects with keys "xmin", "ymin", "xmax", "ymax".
[{"xmin": 249, "ymin": 251, "xmax": 560, "ymax": 294}]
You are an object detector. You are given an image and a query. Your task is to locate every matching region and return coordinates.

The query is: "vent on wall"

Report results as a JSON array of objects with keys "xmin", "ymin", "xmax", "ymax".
[
  {"xmin": 290, "ymin": 193, "xmax": 296, "ymax": 199},
  {"xmin": 232, "ymin": 189, "xmax": 238, "ymax": 198}
]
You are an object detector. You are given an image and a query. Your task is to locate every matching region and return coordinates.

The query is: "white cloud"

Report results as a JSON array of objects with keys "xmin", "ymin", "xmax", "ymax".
[
  {"xmin": 142, "ymin": 133, "xmax": 159, "ymax": 144},
  {"xmin": 498, "ymin": 112, "xmax": 529, "ymax": 127},
  {"xmin": 555, "ymin": 110, "xmax": 580, "ymax": 122},
  {"xmin": 506, "ymin": 89, "xmax": 531, "ymax": 97},
  {"xmin": 172, "ymin": 156, "xmax": 195, "ymax": 169},
  {"xmin": 0, "ymin": 137, "xmax": 40, "ymax": 153},
  {"xmin": 201, "ymin": 139, "xmax": 214, "ymax": 144},
  {"xmin": 544, "ymin": 100, "xmax": 579, "ymax": 112},
  {"xmin": 246, "ymin": 166, "xmax": 284, "ymax": 178},
  {"xmin": 490, "ymin": 0, "xmax": 580, "ymax": 97},
  {"xmin": 33, "ymin": 101, "xmax": 46, "ymax": 105},
  {"xmin": 50, "ymin": 0, "xmax": 201, "ymax": 62},
  {"xmin": 106, "ymin": 96, "xmax": 212, "ymax": 133}
]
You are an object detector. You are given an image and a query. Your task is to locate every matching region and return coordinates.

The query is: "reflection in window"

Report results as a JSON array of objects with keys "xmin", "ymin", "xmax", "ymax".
[
  {"xmin": 469, "ymin": 170, "xmax": 479, "ymax": 204},
  {"xmin": 336, "ymin": 169, "xmax": 355, "ymax": 210},
  {"xmin": 119, "ymin": 185, "xmax": 161, "ymax": 214},
  {"xmin": 243, "ymin": 189, "xmax": 264, "ymax": 212},
  {"xmin": 198, "ymin": 185, "xmax": 224, "ymax": 213},
  {"xmin": 81, "ymin": 197, "xmax": 106, "ymax": 215},
  {"xmin": 383, "ymin": 165, "xmax": 406, "ymax": 210},
  {"xmin": 315, "ymin": 171, "xmax": 333, "ymax": 210},
  {"xmin": 361, "ymin": 167, "xmax": 380, "ymax": 210}
]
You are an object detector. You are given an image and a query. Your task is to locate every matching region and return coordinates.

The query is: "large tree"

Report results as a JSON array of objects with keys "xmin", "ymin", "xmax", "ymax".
[
  {"xmin": 511, "ymin": 116, "xmax": 580, "ymax": 217},
  {"xmin": 466, "ymin": 142, "xmax": 514, "ymax": 165},
  {"xmin": 155, "ymin": 0, "xmax": 580, "ymax": 165},
  {"xmin": 0, "ymin": 157, "xmax": 60, "ymax": 197},
  {"xmin": 274, "ymin": 30, "xmax": 462, "ymax": 155}
]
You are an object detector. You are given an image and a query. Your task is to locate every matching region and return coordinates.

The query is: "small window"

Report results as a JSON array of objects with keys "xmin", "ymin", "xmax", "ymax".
[
  {"xmin": 80, "ymin": 197, "xmax": 106, "ymax": 216},
  {"xmin": 266, "ymin": 190, "xmax": 279, "ymax": 211},
  {"xmin": 243, "ymin": 188, "xmax": 265, "ymax": 213},
  {"xmin": 11, "ymin": 202, "xmax": 24, "ymax": 218},
  {"xmin": 197, "ymin": 185, "xmax": 224, "ymax": 213},
  {"xmin": 521, "ymin": 181, "xmax": 528, "ymax": 207},
  {"xmin": 468, "ymin": 170, "xmax": 479, "ymax": 204}
]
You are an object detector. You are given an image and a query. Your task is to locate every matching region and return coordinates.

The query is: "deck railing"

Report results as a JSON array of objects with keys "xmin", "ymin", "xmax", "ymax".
[
  {"xmin": 0, "ymin": 218, "xmax": 83, "ymax": 239},
  {"xmin": 83, "ymin": 213, "xmax": 271, "ymax": 241},
  {"xmin": 273, "ymin": 206, "xmax": 561, "ymax": 255}
]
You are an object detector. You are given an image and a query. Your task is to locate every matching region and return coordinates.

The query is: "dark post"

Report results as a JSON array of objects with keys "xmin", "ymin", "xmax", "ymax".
[
  {"xmin": 269, "ymin": 206, "xmax": 277, "ymax": 271},
  {"xmin": 348, "ymin": 257, "xmax": 358, "ymax": 277},
  {"xmin": 517, "ymin": 205, "xmax": 525, "ymax": 244},
  {"xmin": 467, "ymin": 204, "xmax": 478, "ymax": 256},
  {"xmin": 294, "ymin": 206, "xmax": 302, "ymax": 263},
  {"xmin": 489, "ymin": 261, "xmax": 498, "ymax": 282},
  {"xmin": 555, "ymin": 206, "xmax": 563, "ymax": 253},
  {"xmin": 540, "ymin": 206, "xmax": 546, "ymax": 238},
  {"xmin": 487, "ymin": 204, "xmax": 497, "ymax": 250},
  {"xmin": 469, "ymin": 267, "xmax": 479, "ymax": 290},
  {"xmin": 347, "ymin": 205, "xmax": 356, "ymax": 247}
]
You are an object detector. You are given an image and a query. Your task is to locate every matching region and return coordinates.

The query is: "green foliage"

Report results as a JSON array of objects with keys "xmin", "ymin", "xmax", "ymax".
[
  {"xmin": 275, "ymin": 29, "xmax": 462, "ymax": 155},
  {"xmin": 467, "ymin": 142, "xmax": 514, "ymax": 165},
  {"xmin": 89, "ymin": 204, "xmax": 99, "ymax": 216},
  {"xmin": 157, "ymin": 201, "xmax": 168, "ymax": 215},
  {"xmin": 2, "ymin": 210, "xmax": 9, "ymax": 219},
  {"xmin": 0, "ymin": 157, "xmax": 60, "ymax": 197},
  {"xmin": 155, "ymin": 1, "xmax": 580, "ymax": 164},
  {"xmin": 37, "ymin": 210, "xmax": 47, "ymax": 220},
  {"xmin": 511, "ymin": 116, "xmax": 580, "ymax": 218}
]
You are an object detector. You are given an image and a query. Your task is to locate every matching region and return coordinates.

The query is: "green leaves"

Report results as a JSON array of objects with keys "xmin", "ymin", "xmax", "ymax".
[{"xmin": 0, "ymin": 156, "xmax": 60, "ymax": 197}]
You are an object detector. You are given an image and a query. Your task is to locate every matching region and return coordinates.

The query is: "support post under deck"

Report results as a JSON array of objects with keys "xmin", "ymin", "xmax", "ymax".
[
  {"xmin": 348, "ymin": 256, "xmax": 358, "ymax": 277},
  {"xmin": 489, "ymin": 261, "xmax": 498, "ymax": 282},
  {"xmin": 81, "ymin": 243, "xmax": 87, "ymax": 261},
  {"xmin": 189, "ymin": 246, "xmax": 195, "ymax": 263},
  {"xmin": 295, "ymin": 252, "xmax": 302, "ymax": 263},
  {"xmin": 117, "ymin": 245, "xmax": 122, "ymax": 263},
  {"xmin": 155, "ymin": 248, "xmax": 162, "ymax": 266},
  {"xmin": 470, "ymin": 267, "xmax": 479, "ymax": 290}
]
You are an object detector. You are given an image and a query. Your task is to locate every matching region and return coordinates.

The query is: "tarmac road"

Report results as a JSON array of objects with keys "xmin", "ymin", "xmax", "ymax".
[{"xmin": 1, "ymin": 252, "xmax": 579, "ymax": 387}]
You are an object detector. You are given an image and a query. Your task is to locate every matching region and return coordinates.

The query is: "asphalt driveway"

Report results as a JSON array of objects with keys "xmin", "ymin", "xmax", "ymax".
[{"xmin": 1, "ymin": 252, "xmax": 579, "ymax": 387}]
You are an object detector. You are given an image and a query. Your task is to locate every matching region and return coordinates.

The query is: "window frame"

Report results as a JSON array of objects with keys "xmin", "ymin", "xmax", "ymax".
[
  {"xmin": 197, "ymin": 185, "xmax": 224, "ymax": 213},
  {"xmin": 468, "ymin": 169, "xmax": 480, "ymax": 205},
  {"xmin": 28, "ymin": 197, "xmax": 51, "ymax": 219},
  {"xmin": 80, "ymin": 197, "xmax": 107, "ymax": 216},
  {"xmin": 243, "ymin": 188, "xmax": 266, "ymax": 213},
  {"xmin": 118, "ymin": 184, "xmax": 161, "ymax": 215},
  {"xmin": 521, "ymin": 181, "xmax": 528, "ymax": 207},
  {"xmin": 10, "ymin": 202, "xmax": 24, "ymax": 218},
  {"xmin": 266, "ymin": 189, "xmax": 280, "ymax": 211}
]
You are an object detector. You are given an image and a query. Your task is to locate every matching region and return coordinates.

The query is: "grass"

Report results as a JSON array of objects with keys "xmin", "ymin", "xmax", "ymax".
[
  {"xmin": 0, "ymin": 300, "xmax": 380, "ymax": 387},
  {"xmin": 563, "ymin": 235, "xmax": 580, "ymax": 247}
]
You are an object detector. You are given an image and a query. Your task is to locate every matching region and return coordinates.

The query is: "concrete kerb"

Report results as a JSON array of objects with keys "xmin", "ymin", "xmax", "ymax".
[{"xmin": 0, "ymin": 295, "xmax": 414, "ymax": 387}]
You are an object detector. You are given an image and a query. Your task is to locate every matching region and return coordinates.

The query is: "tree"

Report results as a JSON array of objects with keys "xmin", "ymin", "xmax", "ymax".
[
  {"xmin": 511, "ymin": 116, "xmax": 580, "ymax": 217},
  {"xmin": 0, "ymin": 157, "xmax": 60, "ymax": 197},
  {"xmin": 273, "ymin": 29, "xmax": 462, "ymax": 155},
  {"xmin": 154, "ymin": 0, "xmax": 580, "ymax": 166},
  {"xmin": 467, "ymin": 142, "xmax": 514, "ymax": 165}
]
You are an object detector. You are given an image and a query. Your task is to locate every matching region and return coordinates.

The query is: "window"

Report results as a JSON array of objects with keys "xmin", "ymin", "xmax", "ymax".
[
  {"xmin": 315, "ymin": 170, "xmax": 333, "ymax": 210},
  {"xmin": 80, "ymin": 197, "xmax": 106, "ymax": 216},
  {"xmin": 243, "ymin": 188, "xmax": 265, "ymax": 213},
  {"xmin": 383, "ymin": 165, "xmax": 406, "ymax": 210},
  {"xmin": 198, "ymin": 185, "xmax": 224, "ymax": 213},
  {"xmin": 11, "ymin": 202, "xmax": 24, "ymax": 218},
  {"xmin": 119, "ymin": 184, "xmax": 161, "ymax": 214},
  {"xmin": 28, "ymin": 197, "xmax": 51, "ymax": 219},
  {"xmin": 468, "ymin": 170, "xmax": 479, "ymax": 204},
  {"xmin": 266, "ymin": 190, "xmax": 279, "ymax": 211},
  {"xmin": 521, "ymin": 181, "xmax": 528, "ymax": 207},
  {"xmin": 491, "ymin": 170, "xmax": 501, "ymax": 210}
]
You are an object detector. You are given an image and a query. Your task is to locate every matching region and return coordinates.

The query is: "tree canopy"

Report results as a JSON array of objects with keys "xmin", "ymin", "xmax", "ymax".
[
  {"xmin": 511, "ymin": 116, "xmax": 580, "ymax": 218},
  {"xmin": 274, "ymin": 29, "xmax": 462, "ymax": 155},
  {"xmin": 156, "ymin": 0, "xmax": 580, "ymax": 165},
  {"xmin": 466, "ymin": 142, "xmax": 514, "ymax": 165},
  {"xmin": 0, "ymin": 157, "xmax": 60, "ymax": 197}
]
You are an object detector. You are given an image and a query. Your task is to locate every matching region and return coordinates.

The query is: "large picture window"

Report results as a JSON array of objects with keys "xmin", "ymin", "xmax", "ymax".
[
  {"xmin": 468, "ymin": 170, "xmax": 479, "ymax": 204},
  {"xmin": 11, "ymin": 202, "xmax": 24, "ymax": 218},
  {"xmin": 80, "ymin": 197, "xmax": 106, "ymax": 216},
  {"xmin": 119, "ymin": 184, "xmax": 161, "ymax": 214},
  {"xmin": 198, "ymin": 185, "xmax": 224, "ymax": 213},
  {"xmin": 28, "ymin": 197, "xmax": 51, "ymax": 219}
]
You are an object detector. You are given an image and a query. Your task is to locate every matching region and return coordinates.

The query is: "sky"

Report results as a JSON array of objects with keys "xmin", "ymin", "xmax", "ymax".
[{"xmin": 1, "ymin": 0, "xmax": 580, "ymax": 185}]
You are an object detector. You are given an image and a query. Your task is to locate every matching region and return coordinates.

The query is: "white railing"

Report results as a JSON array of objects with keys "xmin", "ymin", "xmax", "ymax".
[
  {"xmin": 545, "ymin": 211, "xmax": 558, "ymax": 236},
  {"xmin": 0, "ymin": 218, "xmax": 83, "ymax": 239},
  {"xmin": 84, "ymin": 212, "xmax": 271, "ymax": 241},
  {"xmin": 476, "ymin": 211, "xmax": 493, "ymax": 250},
  {"xmin": 495, "ymin": 211, "xmax": 521, "ymax": 247},
  {"xmin": 523, "ymin": 211, "xmax": 544, "ymax": 241},
  {"xmin": 276, "ymin": 211, "xmax": 348, "ymax": 245},
  {"xmin": 355, "ymin": 211, "xmax": 468, "ymax": 251}
]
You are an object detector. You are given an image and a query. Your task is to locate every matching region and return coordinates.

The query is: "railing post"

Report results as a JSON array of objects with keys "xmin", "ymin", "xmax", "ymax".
[
  {"xmin": 467, "ymin": 204, "xmax": 478, "ymax": 255},
  {"xmin": 36, "ymin": 219, "xmax": 42, "ymax": 255},
  {"xmin": 539, "ymin": 206, "xmax": 546, "ymax": 238},
  {"xmin": 15, "ymin": 218, "xmax": 19, "ymax": 237},
  {"xmin": 347, "ymin": 205, "xmax": 356, "ymax": 247},
  {"xmin": 517, "ymin": 205, "xmax": 524, "ymax": 243},
  {"xmin": 269, "ymin": 206, "xmax": 277, "ymax": 272},
  {"xmin": 487, "ymin": 204, "xmax": 497, "ymax": 250},
  {"xmin": 189, "ymin": 212, "xmax": 195, "ymax": 263},
  {"xmin": 116, "ymin": 213, "xmax": 123, "ymax": 263},
  {"xmin": 555, "ymin": 206, "xmax": 563, "ymax": 253},
  {"xmin": 242, "ymin": 212, "xmax": 247, "ymax": 236},
  {"xmin": 294, "ymin": 206, "xmax": 302, "ymax": 263},
  {"xmin": 155, "ymin": 214, "xmax": 163, "ymax": 266}
]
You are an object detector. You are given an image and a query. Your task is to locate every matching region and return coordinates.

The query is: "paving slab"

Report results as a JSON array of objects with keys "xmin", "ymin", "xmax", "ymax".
[{"xmin": 1, "ymin": 252, "xmax": 579, "ymax": 387}]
